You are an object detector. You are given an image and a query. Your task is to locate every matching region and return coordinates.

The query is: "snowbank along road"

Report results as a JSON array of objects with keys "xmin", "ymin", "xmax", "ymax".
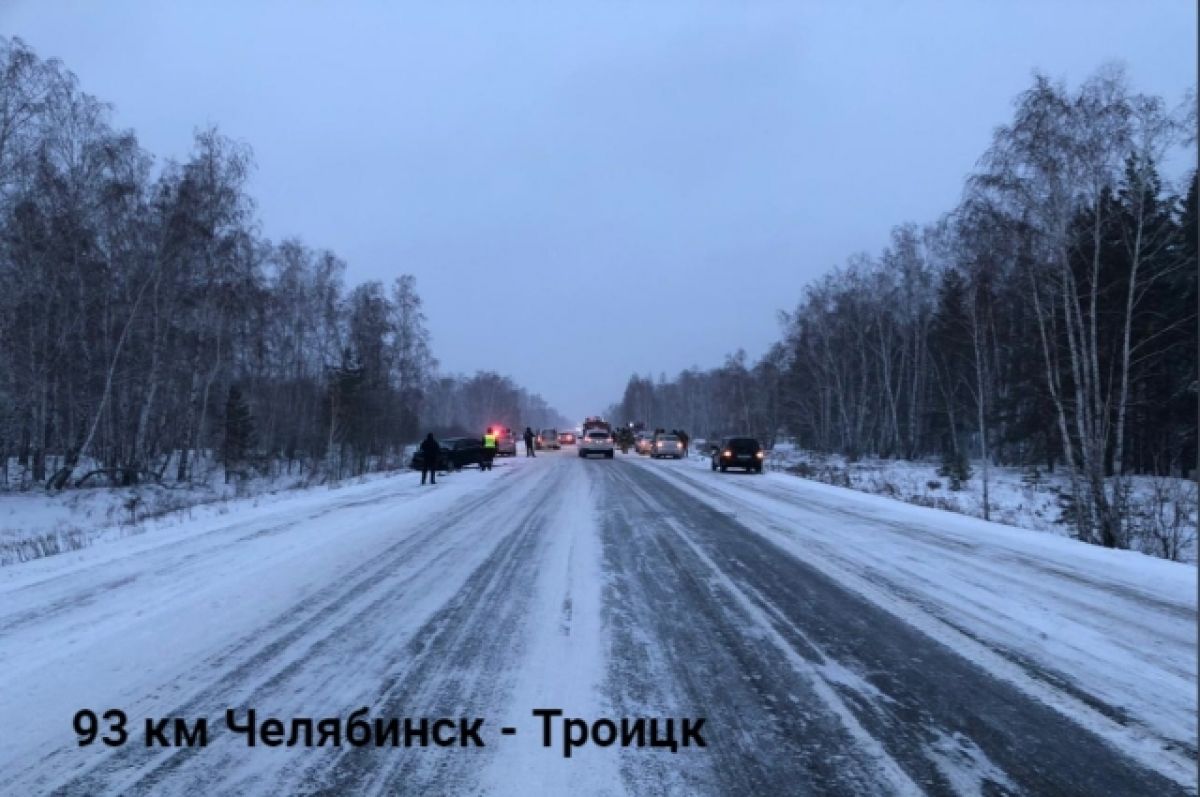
[{"xmin": 0, "ymin": 451, "xmax": 1194, "ymax": 795}]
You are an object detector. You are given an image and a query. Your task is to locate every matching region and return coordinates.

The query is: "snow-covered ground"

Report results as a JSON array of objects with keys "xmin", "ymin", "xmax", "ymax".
[
  {"xmin": 0, "ymin": 454, "xmax": 414, "ymax": 566},
  {"xmin": 0, "ymin": 450, "xmax": 1194, "ymax": 794},
  {"xmin": 759, "ymin": 444, "xmax": 1198, "ymax": 562}
]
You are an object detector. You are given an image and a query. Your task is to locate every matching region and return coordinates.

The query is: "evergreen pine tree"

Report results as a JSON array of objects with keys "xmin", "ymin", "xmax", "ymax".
[
  {"xmin": 222, "ymin": 385, "xmax": 257, "ymax": 479},
  {"xmin": 938, "ymin": 445, "xmax": 972, "ymax": 490},
  {"xmin": 930, "ymin": 268, "xmax": 973, "ymax": 490}
]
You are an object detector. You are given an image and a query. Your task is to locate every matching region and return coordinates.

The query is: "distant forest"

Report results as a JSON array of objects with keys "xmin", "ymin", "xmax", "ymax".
[
  {"xmin": 609, "ymin": 65, "xmax": 1197, "ymax": 551},
  {"xmin": 0, "ymin": 38, "xmax": 567, "ymax": 488}
]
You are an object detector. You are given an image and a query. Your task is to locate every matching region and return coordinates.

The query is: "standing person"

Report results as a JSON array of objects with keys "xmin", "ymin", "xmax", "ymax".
[
  {"xmin": 419, "ymin": 433, "xmax": 441, "ymax": 485},
  {"xmin": 482, "ymin": 427, "xmax": 498, "ymax": 471},
  {"xmin": 678, "ymin": 429, "xmax": 689, "ymax": 457},
  {"xmin": 523, "ymin": 426, "xmax": 536, "ymax": 457}
]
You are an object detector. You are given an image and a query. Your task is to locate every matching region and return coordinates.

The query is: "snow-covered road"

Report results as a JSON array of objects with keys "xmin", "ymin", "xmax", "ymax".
[{"xmin": 0, "ymin": 452, "xmax": 1194, "ymax": 795}]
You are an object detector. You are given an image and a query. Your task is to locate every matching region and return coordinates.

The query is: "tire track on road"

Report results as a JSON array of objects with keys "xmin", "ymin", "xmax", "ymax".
[
  {"xmin": 29, "ymin": 466, "xmax": 543, "ymax": 796},
  {"xmin": 297, "ymin": 462, "xmax": 572, "ymax": 796},
  {"xmin": 608, "ymin": 460, "xmax": 1190, "ymax": 796},
  {"xmin": 596, "ymin": 463, "xmax": 917, "ymax": 796},
  {"xmin": 654, "ymin": 461, "xmax": 1198, "ymax": 774}
]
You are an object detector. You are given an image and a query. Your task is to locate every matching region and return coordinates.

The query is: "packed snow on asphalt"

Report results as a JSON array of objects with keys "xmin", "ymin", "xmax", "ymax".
[{"xmin": 0, "ymin": 450, "xmax": 1195, "ymax": 796}]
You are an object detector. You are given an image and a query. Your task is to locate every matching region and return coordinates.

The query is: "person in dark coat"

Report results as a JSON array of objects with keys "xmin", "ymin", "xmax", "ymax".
[
  {"xmin": 419, "ymin": 433, "xmax": 441, "ymax": 485},
  {"xmin": 523, "ymin": 427, "xmax": 536, "ymax": 457},
  {"xmin": 677, "ymin": 429, "xmax": 689, "ymax": 457}
]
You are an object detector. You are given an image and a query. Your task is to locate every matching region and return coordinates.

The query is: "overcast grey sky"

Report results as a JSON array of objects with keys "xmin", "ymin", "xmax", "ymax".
[{"xmin": 4, "ymin": 2, "xmax": 1195, "ymax": 420}]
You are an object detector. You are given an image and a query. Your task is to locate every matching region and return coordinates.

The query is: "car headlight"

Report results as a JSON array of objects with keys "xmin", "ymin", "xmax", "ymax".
[
  {"xmin": 755, "ymin": 451, "xmax": 764, "ymax": 458},
  {"xmin": 723, "ymin": 450, "xmax": 732, "ymax": 457}
]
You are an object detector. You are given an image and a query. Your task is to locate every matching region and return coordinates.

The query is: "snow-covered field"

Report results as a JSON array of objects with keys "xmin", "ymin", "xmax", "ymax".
[
  {"xmin": 759, "ymin": 444, "xmax": 1198, "ymax": 562},
  {"xmin": 0, "ymin": 455, "xmax": 414, "ymax": 566},
  {"xmin": 0, "ymin": 450, "xmax": 1194, "ymax": 794}
]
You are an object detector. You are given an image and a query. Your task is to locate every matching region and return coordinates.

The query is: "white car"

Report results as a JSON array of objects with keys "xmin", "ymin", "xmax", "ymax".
[
  {"xmin": 578, "ymin": 429, "xmax": 615, "ymax": 459},
  {"xmin": 651, "ymin": 433, "xmax": 683, "ymax": 458}
]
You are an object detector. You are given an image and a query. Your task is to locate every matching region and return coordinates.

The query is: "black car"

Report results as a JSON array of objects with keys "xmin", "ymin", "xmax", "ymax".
[
  {"xmin": 410, "ymin": 437, "xmax": 486, "ymax": 471},
  {"xmin": 711, "ymin": 436, "xmax": 765, "ymax": 473}
]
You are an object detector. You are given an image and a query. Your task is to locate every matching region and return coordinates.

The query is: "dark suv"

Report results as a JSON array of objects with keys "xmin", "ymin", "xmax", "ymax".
[
  {"xmin": 410, "ymin": 437, "xmax": 486, "ymax": 471},
  {"xmin": 711, "ymin": 436, "xmax": 764, "ymax": 473}
]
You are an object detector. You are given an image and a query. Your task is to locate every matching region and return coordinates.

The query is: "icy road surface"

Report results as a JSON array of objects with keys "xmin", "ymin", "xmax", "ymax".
[{"xmin": 0, "ymin": 452, "xmax": 1195, "ymax": 796}]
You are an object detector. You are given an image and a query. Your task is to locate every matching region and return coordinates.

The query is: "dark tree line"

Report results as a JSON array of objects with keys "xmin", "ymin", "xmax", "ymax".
[
  {"xmin": 0, "ymin": 38, "xmax": 563, "ymax": 488},
  {"xmin": 423, "ymin": 372, "xmax": 570, "ymax": 437},
  {"xmin": 608, "ymin": 349, "xmax": 785, "ymax": 448},
  {"xmin": 611, "ymin": 66, "xmax": 1196, "ymax": 552}
]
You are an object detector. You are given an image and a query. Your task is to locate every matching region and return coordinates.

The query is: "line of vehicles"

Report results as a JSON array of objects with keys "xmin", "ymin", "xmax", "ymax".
[
  {"xmin": 527, "ymin": 417, "xmax": 615, "ymax": 458},
  {"xmin": 409, "ymin": 417, "xmax": 765, "ymax": 473},
  {"xmin": 630, "ymin": 430, "xmax": 764, "ymax": 472},
  {"xmin": 574, "ymin": 419, "xmax": 766, "ymax": 472}
]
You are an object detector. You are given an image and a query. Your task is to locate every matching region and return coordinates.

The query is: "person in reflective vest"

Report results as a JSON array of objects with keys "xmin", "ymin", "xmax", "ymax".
[{"xmin": 482, "ymin": 428, "xmax": 498, "ymax": 471}]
